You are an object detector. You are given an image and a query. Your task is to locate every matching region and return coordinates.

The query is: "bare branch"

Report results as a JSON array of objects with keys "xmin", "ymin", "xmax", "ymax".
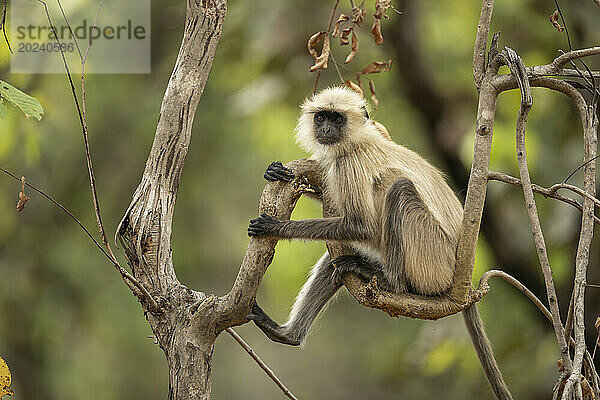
[
  {"xmin": 473, "ymin": 0, "xmax": 495, "ymax": 90},
  {"xmin": 117, "ymin": 2, "xmax": 228, "ymax": 397},
  {"xmin": 0, "ymin": 166, "xmax": 157, "ymax": 309},
  {"xmin": 478, "ymin": 270, "xmax": 551, "ymax": 321},
  {"xmin": 487, "ymin": 171, "xmax": 600, "ymax": 225},
  {"xmin": 226, "ymin": 328, "xmax": 299, "ymax": 400},
  {"xmin": 502, "ymin": 46, "xmax": 573, "ymax": 373},
  {"xmin": 553, "ymin": 47, "xmax": 600, "ymax": 71},
  {"xmin": 560, "ymin": 69, "xmax": 600, "ymax": 78},
  {"xmin": 562, "ymin": 106, "xmax": 598, "ymax": 400}
]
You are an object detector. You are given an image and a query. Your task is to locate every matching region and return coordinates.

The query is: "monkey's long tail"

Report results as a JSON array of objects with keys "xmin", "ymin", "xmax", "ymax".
[{"xmin": 463, "ymin": 304, "xmax": 513, "ymax": 400}]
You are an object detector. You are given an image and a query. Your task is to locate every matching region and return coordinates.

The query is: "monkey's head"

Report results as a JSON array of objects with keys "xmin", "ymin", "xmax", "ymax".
[{"xmin": 295, "ymin": 86, "xmax": 372, "ymax": 155}]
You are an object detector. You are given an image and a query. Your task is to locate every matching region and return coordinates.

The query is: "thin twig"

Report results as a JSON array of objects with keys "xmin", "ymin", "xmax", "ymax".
[
  {"xmin": 503, "ymin": 47, "xmax": 573, "ymax": 373},
  {"xmin": 37, "ymin": 0, "xmax": 141, "ymax": 302},
  {"xmin": 226, "ymin": 328, "xmax": 299, "ymax": 400},
  {"xmin": 479, "ymin": 270, "xmax": 551, "ymax": 321},
  {"xmin": 0, "ymin": 166, "xmax": 158, "ymax": 311},
  {"xmin": 563, "ymin": 155, "xmax": 600, "ymax": 184},
  {"xmin": 562, "ymin": 106, "xmax": 598, "ymax": 400},
  {"xmin": 479, "ymin": 270, "xmax": 600, "ymax": 396},
  {"xmin": 0, "ymin": 0, "xmax": 11, "ymax": 53},
  {"xmin": 487, "ymin": 171, "xmax": 600, "ymax": 225},
  {"xmin": 328, "ymin": 52, "xmax": 347, "ymax": 83},
  {"xmin": 548, "ymin": 182, "xmax": 600, "ymax": 208},
  {"xmin": 472, "ymin": 0, "xmax": 494, "ymax": 90},
  {"xmin": 564, "ymin": 290, "xmax": 576, "ymax": 349},
  {"xmin": 559, "ymin": 69, "xmax": 600, "ymax": 79},
  {"xmin": 312, "ymin": 0, "xmax": 341, "ymax": 93}
]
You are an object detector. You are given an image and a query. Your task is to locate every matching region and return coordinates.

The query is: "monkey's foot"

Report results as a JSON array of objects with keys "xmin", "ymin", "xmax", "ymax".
[
  {"xmin": 264, "ymin": 161, "xmax": 295, "ymax": 182},
  {"xmin": 331, "ymin": 255, "xmax": 392, "ymax": 291},
  {"xmin": 246, "ymin": 302, "xmax": 301, "ymax": 346}
]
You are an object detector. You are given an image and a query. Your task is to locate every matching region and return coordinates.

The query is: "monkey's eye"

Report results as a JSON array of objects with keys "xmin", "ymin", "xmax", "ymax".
[
  {"xmin": 335, "ymin": 117, "xmax": 343, "ymax": 124},
  {"xmin": 316, "ymin": 115, "xmax": 324, "ymax": 122}
]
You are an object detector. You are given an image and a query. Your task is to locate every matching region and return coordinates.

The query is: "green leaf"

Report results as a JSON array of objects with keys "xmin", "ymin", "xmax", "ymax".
[
  {"xmin": 0, "ymin": 98, "xmax": 6, "ymax": 118},
  {"xmin": 0, "ymin": 80, "xmax": 44, "ymax": 121}
]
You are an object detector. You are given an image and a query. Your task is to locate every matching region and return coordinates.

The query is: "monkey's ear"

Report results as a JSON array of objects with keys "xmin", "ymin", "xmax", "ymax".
[{"xmin": 363, "ymin": 106, "xmax": 369, "ymax": 120}]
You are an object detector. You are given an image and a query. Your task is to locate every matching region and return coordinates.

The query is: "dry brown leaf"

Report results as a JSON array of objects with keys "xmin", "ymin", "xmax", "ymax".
[
  {"xmin": 374, "ymin": 0, "xmax": 392, "ymax": 20},
  {"xmin": 371, "ymin": 0, "xmax": 391, "ymax": 45},
  {"xmin": 345, "ymin": 30, "xmax": 358, "ymax": 64},
  {"xmin": 310, "ymin": 35, "xmax": 330, "ymax": 72},
  {"xmin": 360, "ymin": 60, "xmax": 393, "ymax": 74},
  {"xmin": 16, "ymin": 176, "xmax": 30, "ymax": 213},
  {"xmin": 0, "ymin": 356, "xmax": 14, "ymax": 398},
  {"xmin": 332, "ymin": 14, "xmax": 349, "ymax": 37},
  {"xmin": 594, "ymin": 316, "xmax": 600, "ymax": 331},
  {"xmin": 550, "ymin": 10, "xmax": 564, "ymax": 32},
  {"xmin": 373, "ymin": 121, "xmax": 391, "ymax": 140},
  {"xmin": 371, "ymin": 19, "xmax": 383, "ymax": 45},
  {"xmin": 369, "ymin": 80, "xmax": 379, "ymax": 108},
  {"xmin": 345, "ymin": 80, "xmax": 364, "ymax": 97},
  {"xmin": 351, "ymin": 6, "xmax": 367, "ymax": 26},
  {"xmin": 557, "ymin": 358, "xmax": 565, "ymax": 372},
  {"xmin": 308, "ymin": 31, "xmax": 328, "ymax": 59},
  {"xmin": 340, "ymin": 28, "xmax": 352, "ymax": 46}
]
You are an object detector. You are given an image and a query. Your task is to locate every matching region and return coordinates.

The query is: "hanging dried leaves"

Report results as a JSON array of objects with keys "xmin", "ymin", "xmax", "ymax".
[
  {"xmin": 340, "ymin": 28, "xmax": 352, "ymax": 46},
  {"xmin": 549, "ymin": 10, "xmax": 564, "ymax": 32},
  {"xmin": 308, "ymin": 31, "xmax": 330, "ymax": 72},
  {"xmin": 308, "ymin": 31, "xmax": 327, "ymax": 58},
  {"xmin": 351, "ymin": 6, "xmax": 367, "ymax": 26},
  {"xmin": 332, "ymin": 13, "xmax": 349, "ymax": 37},
  {"xmin": 345, "ymin": 80, "xmax": 364, "ymax": 97},
  {"xmin": 360, "ymin": 60, "xmax": 393, "ymax": 74},
  {"xmin": 16, "ymin": 176, "xmax": 30, "ymax": 213},
  {"xmin": 373, "ymin": 120, "xmax": 392, "ymax": 140},
  {"xmin": 371, "ymin": 0, "xmax": 392, "ymax": 45},
  {"xmin": 371, "ymin": 20, "xmax": 383, "ymax": 46},
  {"xmin": 369, "ymin": 80, "xmax": 379, "ymax": 108},
  {"xmin": 310, "ymin": 0, "xmax": 400, "ymax": 105},
  {"xmin": 345, "ymin": 30, "xmax": 358, "ymax": 64}
]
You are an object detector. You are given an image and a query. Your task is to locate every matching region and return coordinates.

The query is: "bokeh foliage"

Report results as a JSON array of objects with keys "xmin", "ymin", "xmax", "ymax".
[{"xmin": 0, "ymin": 0, "xmax": 598, "ymax": 399}]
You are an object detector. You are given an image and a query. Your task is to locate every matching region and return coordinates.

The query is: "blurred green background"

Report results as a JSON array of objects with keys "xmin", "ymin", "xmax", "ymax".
[{"xmin": 0, "ymin": 0, "xmax": 599, "ymax": 399}]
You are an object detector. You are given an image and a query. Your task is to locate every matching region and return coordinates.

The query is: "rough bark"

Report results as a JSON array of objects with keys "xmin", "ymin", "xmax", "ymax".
[{"xmin": 117, "ymin": 1, "xmax": 227, "ymax": 398}]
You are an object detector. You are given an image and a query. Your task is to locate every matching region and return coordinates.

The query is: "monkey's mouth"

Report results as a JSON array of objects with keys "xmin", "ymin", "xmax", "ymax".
[
  {"xmin": 317, "ymin": 137, "xmax": 339, "ymax": 145},
  {"xmin": 316, "ymin": 132, "xmax": 341, "ymax": 145}
]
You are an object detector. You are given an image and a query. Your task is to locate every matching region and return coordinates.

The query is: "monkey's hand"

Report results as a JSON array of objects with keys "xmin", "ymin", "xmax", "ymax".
[
  {"xmin": 264, "ymin": 161, "xmax": 294, "ymax": 182},
  {"xmin": 248, "ymin": 213, "xmax": 282, "ymax": 237}
]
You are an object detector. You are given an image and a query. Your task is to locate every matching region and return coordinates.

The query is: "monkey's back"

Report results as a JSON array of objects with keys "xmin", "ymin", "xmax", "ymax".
[{"xmin": 321, "ymin": 131, "xmax": 463, "ymax": 295}]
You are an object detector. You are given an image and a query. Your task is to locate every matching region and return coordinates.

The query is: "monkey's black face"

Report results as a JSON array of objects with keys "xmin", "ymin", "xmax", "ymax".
[{"xmin": 314, "ymin": 110, "xmax": 346, "ymax": 145}]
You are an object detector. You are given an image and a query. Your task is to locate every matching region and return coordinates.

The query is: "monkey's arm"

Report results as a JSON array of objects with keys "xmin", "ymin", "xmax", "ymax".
[{"xmin": 248, "ymin": 214, "xmax": 372, "ymax": 241}]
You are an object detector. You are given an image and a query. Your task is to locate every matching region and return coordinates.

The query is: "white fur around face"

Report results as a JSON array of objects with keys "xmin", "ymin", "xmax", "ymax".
[{"xmin": 295, "ymin": 86, "xmax": 374, "ymax": 158}]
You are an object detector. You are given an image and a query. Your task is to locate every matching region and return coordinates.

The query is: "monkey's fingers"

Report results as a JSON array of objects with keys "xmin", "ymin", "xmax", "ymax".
[
  {"xmin": 264, "ymin": 161, "xmax": 294, "ymax": 182},
  {"xmin": 248, "ymin": 213, "xmax": 279, "ymax": 236}
]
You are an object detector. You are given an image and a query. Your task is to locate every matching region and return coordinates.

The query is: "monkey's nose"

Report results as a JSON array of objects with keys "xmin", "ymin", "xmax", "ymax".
[{"xmin": 322, "ymin": 125, "xmax": 331, "ymax": 134}]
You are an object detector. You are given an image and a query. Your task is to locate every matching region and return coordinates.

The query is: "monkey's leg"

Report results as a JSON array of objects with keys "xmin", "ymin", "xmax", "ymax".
[
  {"xmin": 381, "ymin": 178, "xmax": 455, "ymax": 295},
  {"xmin": 331, "ymin": 255, "xmax": 394, "ymax": 291},
  {"xmin": 247, "ymin": 253, "xmax": 341, "ymax": 346}
]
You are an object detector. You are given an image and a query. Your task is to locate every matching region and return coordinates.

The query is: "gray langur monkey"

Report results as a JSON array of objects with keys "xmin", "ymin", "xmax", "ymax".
[{"xmin": 247, "ymin": 86, "xmax": 512, "ymax": 400}]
